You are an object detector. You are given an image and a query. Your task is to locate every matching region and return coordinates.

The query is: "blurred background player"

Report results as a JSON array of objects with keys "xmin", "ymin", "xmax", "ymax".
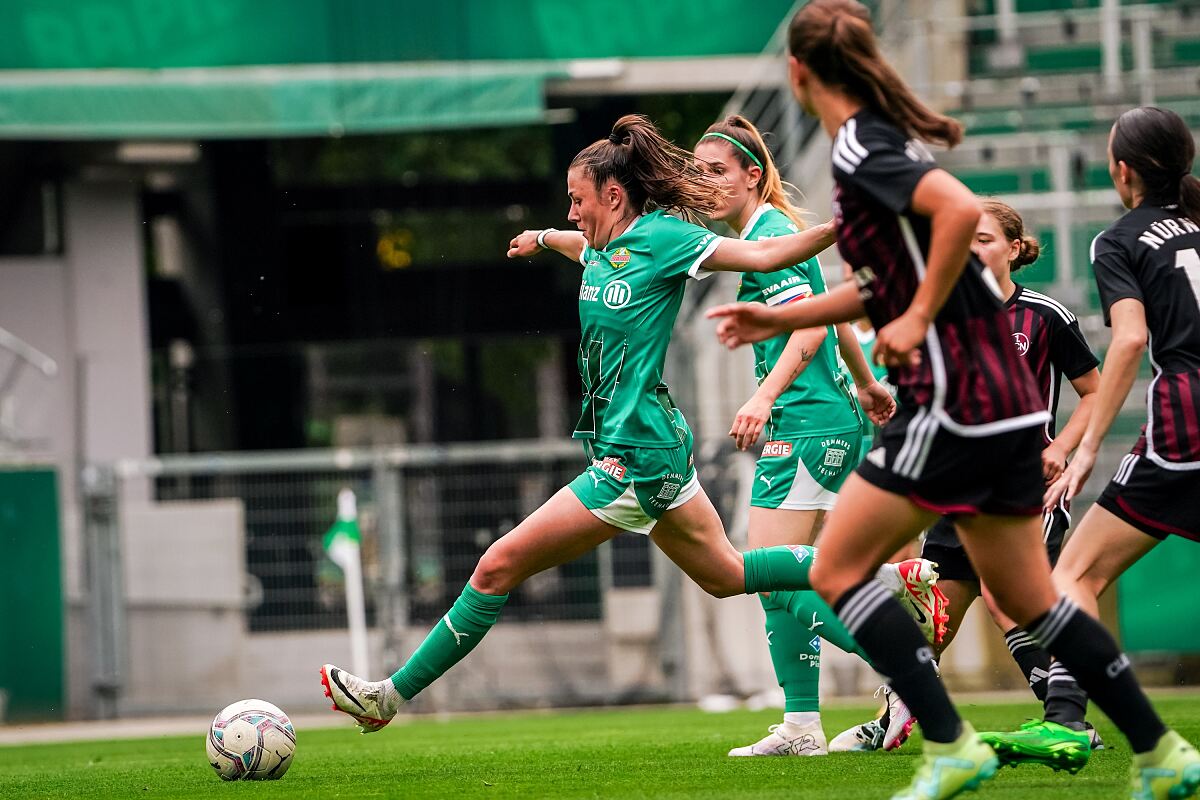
[
  {"xmin": 979, "ymin": 107, "xmax": 1200, "ymax": 794},
  {"xmin": 708, "ymin": 2, "xmax": 1198, "ymax": 798},
  {"xmin": 692, "ymin": 115, "xmax": 938, "ymax": 758},
  {"xmin": 320, "ymin": 113, "xmax": 939, "ymax": 737}
]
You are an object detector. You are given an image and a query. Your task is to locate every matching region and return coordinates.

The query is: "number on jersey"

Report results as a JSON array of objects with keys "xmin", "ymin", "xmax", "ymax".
[{"xmin": 1177, "ymin": 248, "xmax": 1200, "ymax": 312}]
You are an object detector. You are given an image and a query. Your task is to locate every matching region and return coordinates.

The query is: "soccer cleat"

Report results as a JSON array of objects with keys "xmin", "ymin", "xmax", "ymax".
[
  {"xmin": 1086, "ymin": 722, "xmax": 1106, "ymax": 752},
  {"xmin": 830, "ymin": 718, "xmax": 886, "ymax": 752},
  {"xmin": 829, "ymin": 685, "xmax": 916, "ymax": 753},
  {"xmin": 890, "ymin": 722, "xmax": 999, "ymax": 800},
  {"xmin": 877, "ymin": 558, "xmax": 951, "ymax": 645},
  {"xmin": 1130, "ymin": 729, "xmax": 1200, "ymax": 800},
  {"xmin": 319, "ymin": 663, "xmax": 403, "ymax": 733},
  {"xmin": 977, "ymin": 719, "xmax": 1090, "ymax": 774},
  {"xmin": 728, "ymin": 720, "xmax": 828, "ymax": 757}
]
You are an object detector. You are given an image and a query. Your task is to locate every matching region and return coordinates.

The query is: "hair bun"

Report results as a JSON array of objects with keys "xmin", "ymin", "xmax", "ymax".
[{"xmin": 1014, "ymin": 234, "xmax": 1040, "ymax": 269}]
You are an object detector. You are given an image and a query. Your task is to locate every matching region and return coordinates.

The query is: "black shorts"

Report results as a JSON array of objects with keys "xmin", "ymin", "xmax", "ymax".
[
  {"xmin": 921, "ymin": 506, "xmax": 1071, "ymax": 582},
  {"xmin": 1095, "ymin": 450, "xmax": 1200, "ymax": 541},
  {"xmin": 856, "ymin": 405, "xmax": 1046, "ymax": 518}
]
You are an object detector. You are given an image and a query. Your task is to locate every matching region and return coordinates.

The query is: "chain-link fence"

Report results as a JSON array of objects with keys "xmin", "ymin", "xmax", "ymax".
[{"xmin": 82, "ymin": 440, "xmax": 702, "ymax": 718}]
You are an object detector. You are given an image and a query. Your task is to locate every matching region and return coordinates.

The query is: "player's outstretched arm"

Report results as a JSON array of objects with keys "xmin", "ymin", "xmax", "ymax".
[
  {"xmin": 508, "ymin": 229, "xmax": 586, "ymax": 263},
  {"xmin": 1045, "ymin": 298, "xmax": 1146, "ymax": 508},
  {"xmin": 703, "ymin": 220, "xmax": 837, "ymax": 273},
  {"xmin": 708, "ymin": 281, "xmax": 865, "ymax": 348}
]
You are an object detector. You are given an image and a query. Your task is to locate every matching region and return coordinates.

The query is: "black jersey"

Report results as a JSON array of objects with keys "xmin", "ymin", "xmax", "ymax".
[
  {"xmin": 1008, "ymin": 285, "xmax": 1100, "ymax": 446},
  {"xmin": 831, "ymin": 109, "xmax": 1047, "ymax": 435},
  {"xmin": 1092, "ymin": 205, "xmax": 1200, "ymax": 466}
]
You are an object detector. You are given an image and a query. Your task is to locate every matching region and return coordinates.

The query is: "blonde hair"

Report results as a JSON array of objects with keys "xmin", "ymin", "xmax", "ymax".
[
  {"xmin": 570, "ymin": 114, "xmax": 726, "ymax": 223},
  {"xmin": 702, "ymin": 115, "xmax": 810, "ymax": 230}
]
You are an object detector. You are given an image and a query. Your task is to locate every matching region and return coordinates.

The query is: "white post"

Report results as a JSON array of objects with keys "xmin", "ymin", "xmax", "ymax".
[
  {"xmin": 1101, "ymin": 0, "xmax": 1122, "ymax": 99},
  {"xmin": 996, "ymin": 0, "xmax": 1017, "ymax": 44},
  {"xmin": 328, "ymin": 489, "xmax": 370, "ymax": 677},
  {"xmin": 1132, "ymin": 14, "xmax": 1154, "ymax": 106}
]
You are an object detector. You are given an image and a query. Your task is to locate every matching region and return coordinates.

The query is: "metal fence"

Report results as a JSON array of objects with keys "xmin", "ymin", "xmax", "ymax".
[{"xmin": 82, "ymin": 439, "xmax": 699, "ymax": 718}]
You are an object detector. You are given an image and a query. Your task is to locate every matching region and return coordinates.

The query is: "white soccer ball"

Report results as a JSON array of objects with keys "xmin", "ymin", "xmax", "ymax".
[{"xmin": 205, "ymin": 699, "xmax": 296, "ymax": 781}]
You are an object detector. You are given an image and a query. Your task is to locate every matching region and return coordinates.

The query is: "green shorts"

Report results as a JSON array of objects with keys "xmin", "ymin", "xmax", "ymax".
[
  {"xmin": 751, "ymin": 430, "xmax": 863, "ymax": 511},
  {"xmin": 568, "ymin": 438, "xmax": 699, "ymax": 536}
]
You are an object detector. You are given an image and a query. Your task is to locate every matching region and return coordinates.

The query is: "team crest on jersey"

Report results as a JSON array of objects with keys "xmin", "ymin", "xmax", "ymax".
[
  {"xmin": 1012, "ymin": 332, "xmax": 1030, "ymax": 356},
  {"xmin": 591, "ymin": 457, "xmax": 627, "ymax": 480},
  {"xmin": 762, "ymin": 441, "xmax": 792, "ymax": 457},
  {"xmin": 610, "ymin": 247, "xmax": 631, "ymax": 268}
]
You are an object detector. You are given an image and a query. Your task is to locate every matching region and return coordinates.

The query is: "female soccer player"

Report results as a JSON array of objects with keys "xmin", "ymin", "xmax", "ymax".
[
  {"xmin": 693, "ymin": 115, "xmax": 935, "ymax": 758},
  {"xmin": 318, "ymin": 113, "xmax": 931, "ymax": 740},
  {"xmin": 979, "ymin": 107, "xmax": 1200, "ymax": 791},
  {"xmin": 833, "ymin": 199, "xmax": 1104, "ymax": 751},
  {"xmin": 707, "ymin": 3, "xmax": 1197, "ymax": 798}
]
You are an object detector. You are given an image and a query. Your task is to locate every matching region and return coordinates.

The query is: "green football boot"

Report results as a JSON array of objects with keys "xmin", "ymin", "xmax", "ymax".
[
  {"xmin": 1130, "ymin": 729, "xmax": 1200, "ymax": 800},
  {"xmin": 891, "ymin": 722, "xmax": 1000, "ymax": 800},
  {"xmin": 978, "ymin": 719, "xmax": 1090, "ymax": 774}
]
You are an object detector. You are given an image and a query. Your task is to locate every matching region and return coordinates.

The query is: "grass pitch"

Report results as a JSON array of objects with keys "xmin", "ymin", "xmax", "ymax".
[{"xmin": 2, "ymin": 694, "xmax": 1199, "ymax": 799}]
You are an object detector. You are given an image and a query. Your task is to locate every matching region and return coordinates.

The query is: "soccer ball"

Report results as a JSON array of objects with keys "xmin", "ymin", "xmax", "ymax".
[{"xmin": 205, "ymin": 699, "xmax": 296, "ymax": 781}]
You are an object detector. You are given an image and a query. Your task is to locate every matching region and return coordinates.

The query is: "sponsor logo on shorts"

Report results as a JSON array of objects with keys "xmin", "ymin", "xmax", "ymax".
[
  {"xmin": 808, "ymin": 635, "xmax": 821, "ymax": 652},
  {"xmin": 656, "ymin": 482, "xmax": 680, "ymax": 500},
  {"xmin": 1013, "ymin": 331, "xmax": 1030, "ymax": 356},
  {"xmin": 762, "ymin": 441, "xmax": 792, "ymax": 457},
  {"xmin": 591, "ymin": 457, "xmax": 626, "ymax": 480},
  {"xmin": 610, "ymin": 247, "xmax": 631, "ymax": 268},
  {"xmin": 816, "ymin": 438, "xmax": 853, "ymax": 477},
  {"xmin": 603, "ymin": 280, "xmax": 632, "ymax": 309}
]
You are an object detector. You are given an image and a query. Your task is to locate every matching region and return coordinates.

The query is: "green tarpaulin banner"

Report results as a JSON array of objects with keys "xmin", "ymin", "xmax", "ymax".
[{"xmin": 1118, "ymin": 534, "xmax": 1200, "ymax": 654}]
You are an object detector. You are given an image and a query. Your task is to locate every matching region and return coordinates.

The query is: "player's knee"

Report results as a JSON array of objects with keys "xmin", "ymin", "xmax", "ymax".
[{"xmin": 471, "ymin": 546, "xmax": 519, "ymax": 595}]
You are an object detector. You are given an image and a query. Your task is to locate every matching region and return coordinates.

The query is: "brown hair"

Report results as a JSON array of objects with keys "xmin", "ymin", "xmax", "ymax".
[
  {"xmin": 570, "ymin": 114, "xmax": 726, "ymax": 223},
  {"xmin": 981, "ymin": 198, "xmax": 1040, "ymax": 271},
  {"xmin": 1112, "ymin": 106, "xmax": 1200, "ymax": 226},
  {"xmin": 788, "ymin": 0, "xmax": 963, "ymax": 148},
  {"xmin": 702, "ymin": 115, "xmax": 810, "ymax": 230}
]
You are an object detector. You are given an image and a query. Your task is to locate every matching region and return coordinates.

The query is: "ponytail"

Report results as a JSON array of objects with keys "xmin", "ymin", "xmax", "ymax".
[
  {"xmin": 570, "ymin": 114, "xmax": 726, "ymax": 223},
  {"xmin": 702, "ymin": 115, "xmax": 811, "ymax": 230},
  {"xmin": 788, "ymin": 0, "xmax": 962, "ymax": 148},
  {"xmin": 1111, "ymin": 106, "xmax": 1200, "ymax": 226}
]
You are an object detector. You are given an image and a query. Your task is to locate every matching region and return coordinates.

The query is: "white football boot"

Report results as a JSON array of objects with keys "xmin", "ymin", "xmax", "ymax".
[
  {"xmin": 728, "ymin": 720, "xmax": 828, "ymax": 757},
  {"xmin": 320, "ymin": 663, "xmax": 404, "ymax": 733},
  {"xmin": 829, "ymin": 686, "xmax": 916, "ymax": 753}
]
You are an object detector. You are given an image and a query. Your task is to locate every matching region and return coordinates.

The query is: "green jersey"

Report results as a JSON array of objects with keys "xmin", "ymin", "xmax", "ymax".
[
  {"xmin": 736, "ymin": 205, "xmax": 859, "ymax": 439},
  {"xmin": 846, "ymin": 324, "xmax": 891, "ymax": 386},
  {"xmin": 575, "ymin": 209, "xmax": 721, "ymax": 447}
]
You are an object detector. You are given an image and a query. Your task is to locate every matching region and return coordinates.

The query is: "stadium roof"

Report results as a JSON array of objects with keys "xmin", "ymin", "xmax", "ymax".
[{"xmin": 0, "ymin": 0, "xmax": 797, "ymax": 139}]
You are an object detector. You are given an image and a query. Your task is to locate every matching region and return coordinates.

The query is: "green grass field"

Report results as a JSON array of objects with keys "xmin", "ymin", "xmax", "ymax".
[{"xmin": 3, "ymin": 694, "xmax": 1199, "ymax": 799}]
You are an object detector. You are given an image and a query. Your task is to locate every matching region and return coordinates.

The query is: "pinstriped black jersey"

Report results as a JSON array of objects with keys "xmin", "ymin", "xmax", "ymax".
[
  {"xmin": 1007, "ymin": 285, "xmax": 1099, "ymax": 446},
  {"xmin": 830, "ymin": 109, "xmax": 1047, "ymax": 436},
  {"xmin": 1092, "ymin": 205, "xmax": 1200, "ymax": 466}
]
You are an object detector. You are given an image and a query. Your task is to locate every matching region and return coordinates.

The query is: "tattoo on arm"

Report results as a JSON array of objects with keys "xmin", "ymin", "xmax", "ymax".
[{"xmin": 788, "ymin": 348, "xmax": 815, "ymax": 382}]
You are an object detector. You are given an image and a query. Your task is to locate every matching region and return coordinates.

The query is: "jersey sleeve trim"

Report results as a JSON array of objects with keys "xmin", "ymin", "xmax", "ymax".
[{"xmin": 687, "ymin": 235, "xmax": 725, "ymax": 281}]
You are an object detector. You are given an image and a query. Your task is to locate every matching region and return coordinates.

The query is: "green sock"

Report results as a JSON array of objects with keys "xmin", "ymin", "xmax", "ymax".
[
  {"xmin": 390, "ymin": 584, "xmax": 508, "ymax": 700},
  {"xmin": 761, "ymin": 593, "xmax": 822, "ymax": 712},
  {"xmin": 743, "ymin": 545, "xmax": 816, "ymax": 594},
  {"xmin": 771, "ymin": 589, "xmax": 871, "ymax": 663}
]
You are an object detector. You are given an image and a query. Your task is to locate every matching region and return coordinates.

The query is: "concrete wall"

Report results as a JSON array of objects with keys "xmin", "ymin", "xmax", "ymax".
[{"xmin": 0, "ymin": 180, "xmax": 151, "ymax": 719}]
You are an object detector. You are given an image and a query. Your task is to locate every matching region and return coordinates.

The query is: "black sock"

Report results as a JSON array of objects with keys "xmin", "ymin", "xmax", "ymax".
[
  {"xmin": 834, "ymin": 579, "xmax": 962, "ymax": 743},
  {"xmin": 1043, "ymin": 662, "xmax": 1088, "ymax": 728},
  {"xmin": 1004, "ymin": 626, "xmax": 1051, "ymax": 702},
  {"xmin": 1030, "ymin": 596, "xmax": 1166, "ymax": 753}
]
